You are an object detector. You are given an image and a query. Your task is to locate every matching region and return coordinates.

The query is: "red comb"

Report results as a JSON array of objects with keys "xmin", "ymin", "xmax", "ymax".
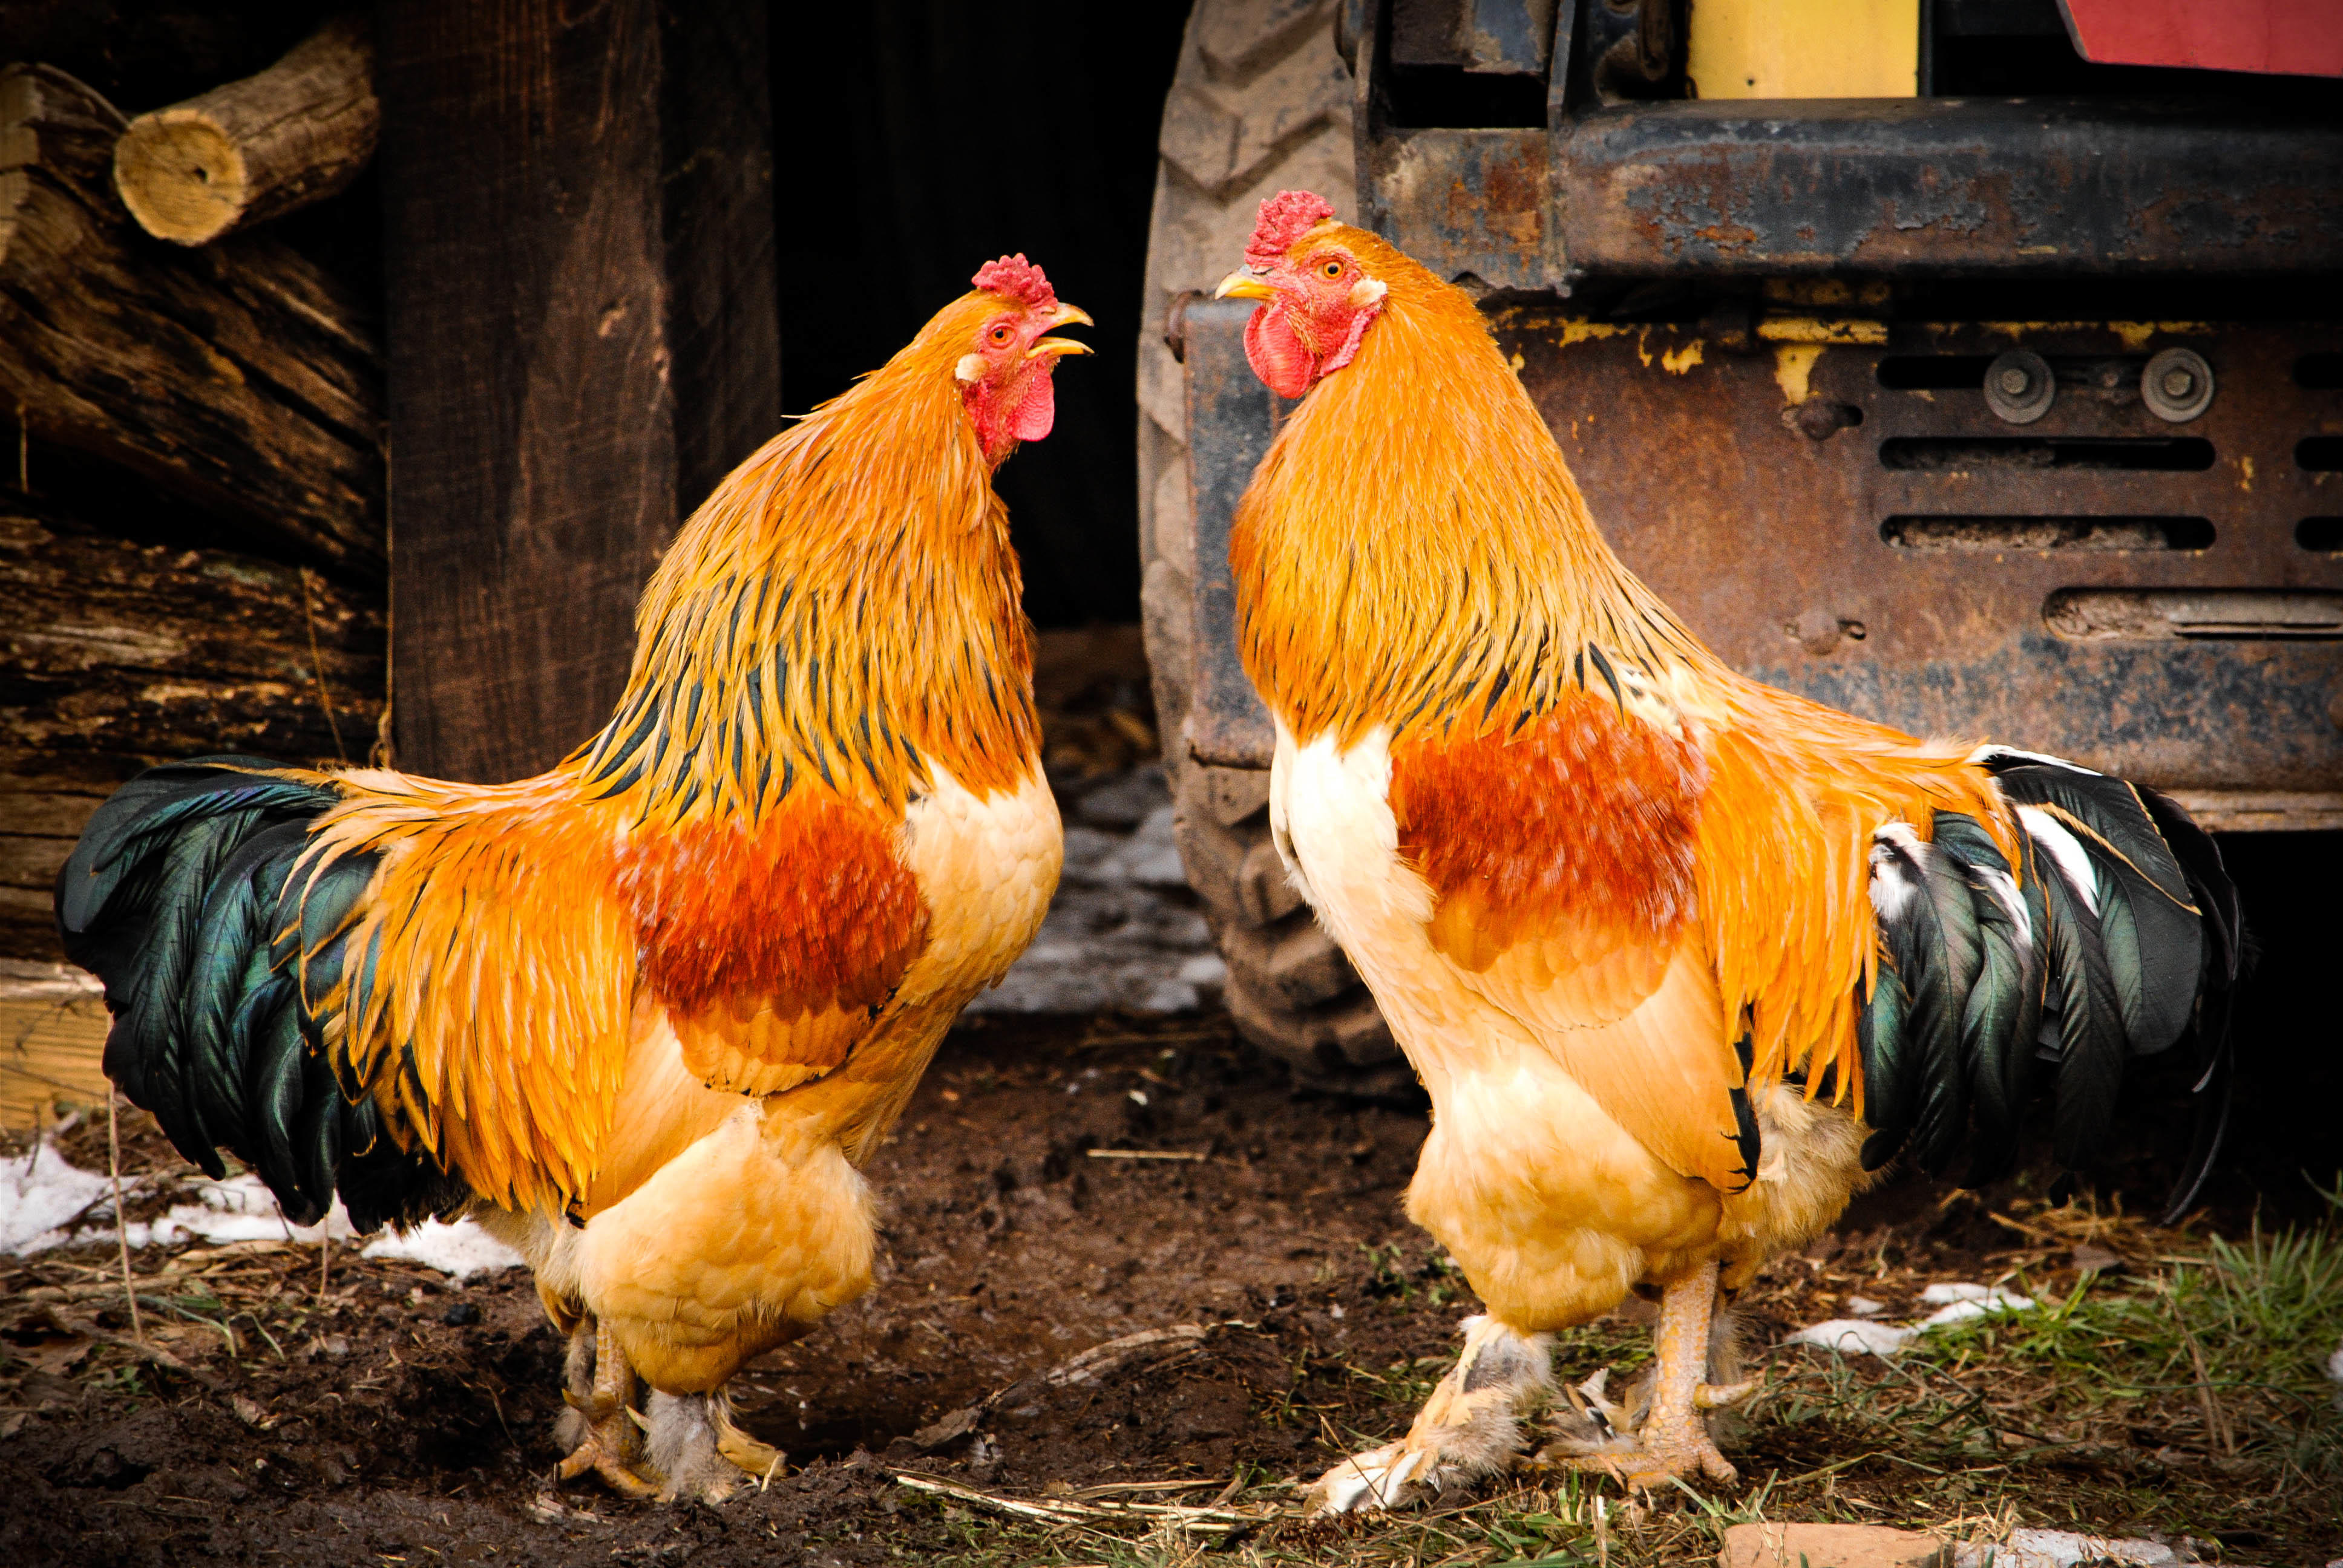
[
  {"xmin": 972, "ymin": 253, "xmax": 1057, "ymax": 310},
  {"xmin": 1245, "ymin": 190, "xmax": 1338, "ymax": 266}
]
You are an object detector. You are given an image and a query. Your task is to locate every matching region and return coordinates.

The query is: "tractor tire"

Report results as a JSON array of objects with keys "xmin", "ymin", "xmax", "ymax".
[{"xmin": 1138, "ymin": 0, "xmax": 1412, "ymax": 1099}]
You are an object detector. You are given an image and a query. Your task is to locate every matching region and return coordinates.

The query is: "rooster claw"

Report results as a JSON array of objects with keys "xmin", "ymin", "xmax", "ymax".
[
  {"xmin": 717, "ymin": 1427, "xmax": 785, "ymax": 1485},
  {"xmin": 1693, "ymin": 1376, "xmax": 1759, "ymax": 1411},
  {"xmin": 557, "ymin": 1420, "xmax": 659, "ymax": 1499}
]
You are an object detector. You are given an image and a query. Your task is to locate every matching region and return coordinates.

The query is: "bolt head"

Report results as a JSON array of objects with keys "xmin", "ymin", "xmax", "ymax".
[
  {"xmin": 2161, "ymin": 368, "xmax": 2195, "ymax": 397},
  {"xmin": 1999, "ymin": 367, "xmax": 2030, "ymax": 394}
]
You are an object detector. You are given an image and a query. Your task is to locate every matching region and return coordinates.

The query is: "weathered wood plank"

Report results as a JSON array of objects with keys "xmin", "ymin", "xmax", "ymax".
[
  {"xmin": 0, "ymin": 505, "xmax": 384, "ymax": 961},
  {"xmin": 376, "ymin": 0, "xmax": 778, "ymax": 782},
  {"xmin": 0, "ymin": 959, "xmax": 110, "ymax": 1127},
  {"xmin": 0, "ymin": 65, "xmax": 385, "ymax": 580}
]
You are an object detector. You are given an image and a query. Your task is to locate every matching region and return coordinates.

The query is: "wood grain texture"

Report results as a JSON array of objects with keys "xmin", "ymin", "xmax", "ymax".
[
  {"xmin": 112, "ymin": 14, "xmax": 379, "ymax": 246},
  {"xmin": 0, "ymin": 506, "xmax": 383, "ymax": 961},
  {"xmin": 0, "ymin": 960, "xmax": 110, "ymax": 1125},
  {"xmin": 376, "ymin": 0, "xmax": 778, "ymax": 783},
  {"xmin": 0, "ymin": 65, "xmax": 385, "ymax": 581}
]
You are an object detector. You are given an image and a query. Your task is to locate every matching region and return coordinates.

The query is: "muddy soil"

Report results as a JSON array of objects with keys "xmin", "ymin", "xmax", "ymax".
[{"xmin": 1, "ymin": 1013, "xmax": 2327, "ymax": 1567}]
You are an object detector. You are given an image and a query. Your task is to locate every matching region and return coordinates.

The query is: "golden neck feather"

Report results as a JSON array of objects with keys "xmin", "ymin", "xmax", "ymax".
[
  {"xmin": 1230, "ymin": 232, "xmax": 1722, "ymax": 750},
  {"xmin": 569, "ymin": 298, "xmax": 1039, "ymax": 820}
]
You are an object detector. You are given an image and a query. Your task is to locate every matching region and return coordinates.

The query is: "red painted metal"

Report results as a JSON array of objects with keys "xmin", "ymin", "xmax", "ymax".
[{"xmin": 2057, "ymin": 0, "xmax": 2343, "ymax": 79}]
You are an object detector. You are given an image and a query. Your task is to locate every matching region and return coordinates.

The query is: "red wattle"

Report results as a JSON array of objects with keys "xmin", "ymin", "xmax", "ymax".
[
  {"xmin": 1244, "ymin": 305, "xmax": 1318, "ymax": 400},
  {"xmin": 1011, "ymin": 367, "xmax": 1056, "ymax": 443}
]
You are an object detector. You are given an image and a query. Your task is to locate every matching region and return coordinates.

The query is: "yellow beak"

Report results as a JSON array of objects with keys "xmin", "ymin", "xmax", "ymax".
[
  {"xmin": 1214, "ymin": 269, "xmax": 1276, "ymax": 301},
  {"xmin": 1027, "ymin": 301, "xmax": 1094, "ymax": 358}
]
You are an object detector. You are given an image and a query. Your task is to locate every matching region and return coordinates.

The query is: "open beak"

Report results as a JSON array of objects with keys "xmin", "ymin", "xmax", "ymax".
[
  {"xmin": 1214, "ymin": 269, "xmax": 1275, "ymax": 302},
  {"xmin": 1027, "ymin": 301, "xmax": 1094, "ymax": 359}
]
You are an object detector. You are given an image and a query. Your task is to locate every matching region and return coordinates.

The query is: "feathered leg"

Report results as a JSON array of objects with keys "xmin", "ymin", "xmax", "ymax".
[
  {"xmin": 1540, "ymin": 1261, "xmax": 1752, "ymax": 1488},
  {"xmin": 640, "ymin": 1385, "xmax": 785, "ymax": 1503},
  {"xmin": 556, "ymin": 1317, "xmax": 658, "ymax": 1498},
  {"xmin": 1307, "ymin": 1314, "xmax": 1553, "ymax": 1514}
]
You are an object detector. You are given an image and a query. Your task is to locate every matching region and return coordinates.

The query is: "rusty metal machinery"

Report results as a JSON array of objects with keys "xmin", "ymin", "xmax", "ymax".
[{"xmin": 1175, "ymin": 0, "xmax": 2343, "ymax": 835}]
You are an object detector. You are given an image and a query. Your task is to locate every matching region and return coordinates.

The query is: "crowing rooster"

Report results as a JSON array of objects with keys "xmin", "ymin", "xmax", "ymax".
[
  {"xmin": 55, "ymin": 258, "xmax": 1090, "ymax": 1500},
  {"xmin": 1213, "ymin": 194, "xmax": 2238, "ymax": 1506}
]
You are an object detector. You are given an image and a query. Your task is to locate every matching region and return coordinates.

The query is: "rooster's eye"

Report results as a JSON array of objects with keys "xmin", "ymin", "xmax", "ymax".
[
  {"xmin": 989, "ymin": 325, "xmax": 1012, "ymax": 346},
  {"xmin": 1320, "ymin": 260, "xmax": 1343, "ymax": 280}
]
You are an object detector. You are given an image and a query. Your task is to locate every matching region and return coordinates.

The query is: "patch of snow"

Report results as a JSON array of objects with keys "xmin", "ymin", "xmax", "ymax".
[
  {"xmin": 0, "ymin": 1143, "xmax": 117, "ymax": 1255},
  {"xmin": 1921, "ymin": 1282, "xmax": 2019, "ymax": 1306},
  {"xmin": 117, "ymin": 1174, "xmax": 358, "ymax": 1249},
  {"xmin": 1785, "ymin": 1283, "xmax": 2036, "ymax": 1357},
  {"xmin": 1917, "ymin": 1284, "xmax": 2034, "ymax": 1329},
  {"xmin": 1783, "ymin": 1319, "xmax": 1916, "ymax": 1356},
  {"xmin": 1951, "ymin": 1528, "xmax": 2177, "ymax": 1567},
  {"xmin": 361, "ymin": 1218, "xmax": 525, "ymax": 1282},
  {"xmin": 8, "ymin": 1149, "xmax": 517, "ymax": 1281}
]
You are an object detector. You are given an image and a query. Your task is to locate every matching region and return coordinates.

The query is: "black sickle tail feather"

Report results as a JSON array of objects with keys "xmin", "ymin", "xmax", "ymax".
[
  {"xmin": 1857, "ymin": 750, "xmax": 2241, "ymax": 1218},
  {"xmin": 2134, "ymin": 785, "xmax": 2243, "ymax": 1221},
  {"xmin": 54, "ymin": 757, "xmax": 467, "ymax": 1232}
]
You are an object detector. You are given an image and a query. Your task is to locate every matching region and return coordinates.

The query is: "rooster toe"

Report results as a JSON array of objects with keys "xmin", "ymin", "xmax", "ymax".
[{"xmin": 1306, "ymin": 1442, "xmax": 1446, "ymax": 1514}]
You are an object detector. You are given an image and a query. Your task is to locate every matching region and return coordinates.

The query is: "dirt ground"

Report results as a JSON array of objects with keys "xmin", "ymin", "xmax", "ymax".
[{"xmin": 4, "ymin": 1012, "xmax": 2338, "ymax": 1567}]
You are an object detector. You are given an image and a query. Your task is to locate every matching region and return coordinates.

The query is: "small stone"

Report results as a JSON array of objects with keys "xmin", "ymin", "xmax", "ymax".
[
  {"xmin": 441, "ymin": 1301, "xmax": 481, "ymax": 1327},
  {"xmin": 2070, "ymin": 1242, "xmax": 2122, "ymax": 1274},
  {"xmin": 1720, "ymin": 1522, "xmax": 1948, "ymax": 1568}
]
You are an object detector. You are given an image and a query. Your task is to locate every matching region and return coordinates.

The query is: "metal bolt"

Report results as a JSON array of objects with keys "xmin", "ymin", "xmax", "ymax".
[
  {"xmin": 2142, "ymin": 347, "xmax": 2214, "ymax": 423},
  {"xmin": 1985, "ymin": 349, "xmax": 2054, "ymax": 423}
]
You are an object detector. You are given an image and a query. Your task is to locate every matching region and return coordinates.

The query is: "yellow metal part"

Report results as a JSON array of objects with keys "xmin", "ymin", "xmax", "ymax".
[{"xmin": 1686, "ymin": 0, "xmax": 1919, "ymax": 99}]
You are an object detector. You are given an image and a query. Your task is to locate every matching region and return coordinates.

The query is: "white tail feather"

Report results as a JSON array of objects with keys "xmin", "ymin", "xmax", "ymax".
[{"xmin": 2016, "ymin": 805, "xmax": 2100, "ymax": 916}]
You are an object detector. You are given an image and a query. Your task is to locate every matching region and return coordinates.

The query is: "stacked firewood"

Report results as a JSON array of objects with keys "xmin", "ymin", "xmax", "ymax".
[{"xmin": 0, "ymin": 21, "xmax": 383, "ymax": 964}]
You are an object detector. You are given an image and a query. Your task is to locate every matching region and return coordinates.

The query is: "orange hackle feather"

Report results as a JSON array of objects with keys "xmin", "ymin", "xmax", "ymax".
[
  {"xmin": 293, "ymin": 283, "xmax": 1044, "ymax": 1218},
  {"xmin": 1229, "ymin": 219, "xmax": 2016, "ymax": 1121}
]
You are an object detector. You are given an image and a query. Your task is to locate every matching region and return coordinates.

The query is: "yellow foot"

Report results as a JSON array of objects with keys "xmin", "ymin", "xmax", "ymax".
[
  {"xmin": 557, "ymin": 1394, "xmax": 659, "ymax": 1499},
  {"xmin": 556, "ymin": 1317, "xmax": 658, "ymax": 1500},
  {"xmin": 1539, "ymin": 1427, "xmax": 1738, "ymax": 1489},
  {"xmin": 716, "ymin": 1423, "xmax": 785, "ymax": 1485}
]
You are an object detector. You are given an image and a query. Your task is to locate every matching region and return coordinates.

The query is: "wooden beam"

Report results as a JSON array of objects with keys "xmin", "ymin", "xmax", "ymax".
[
  {"xmin": 375, "ymin": 0, "xmax": 779, "ymax": 782},
  {"xmin": 0, "ymin": 64, "xmax": 385, "ymax": 581},
  {"xmin": 111, "ymin": 15, "xmax": 379, "ymax": 247}
]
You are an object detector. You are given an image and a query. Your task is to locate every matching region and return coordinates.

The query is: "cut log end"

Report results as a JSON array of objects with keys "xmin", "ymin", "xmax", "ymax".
[
  {"xmin": 112, "ymin": 112, "xmax": 249, "ymax": 244},
  {"xmin": 108, "ymin": 14, "xmax": 377, "ymax": 247}
]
